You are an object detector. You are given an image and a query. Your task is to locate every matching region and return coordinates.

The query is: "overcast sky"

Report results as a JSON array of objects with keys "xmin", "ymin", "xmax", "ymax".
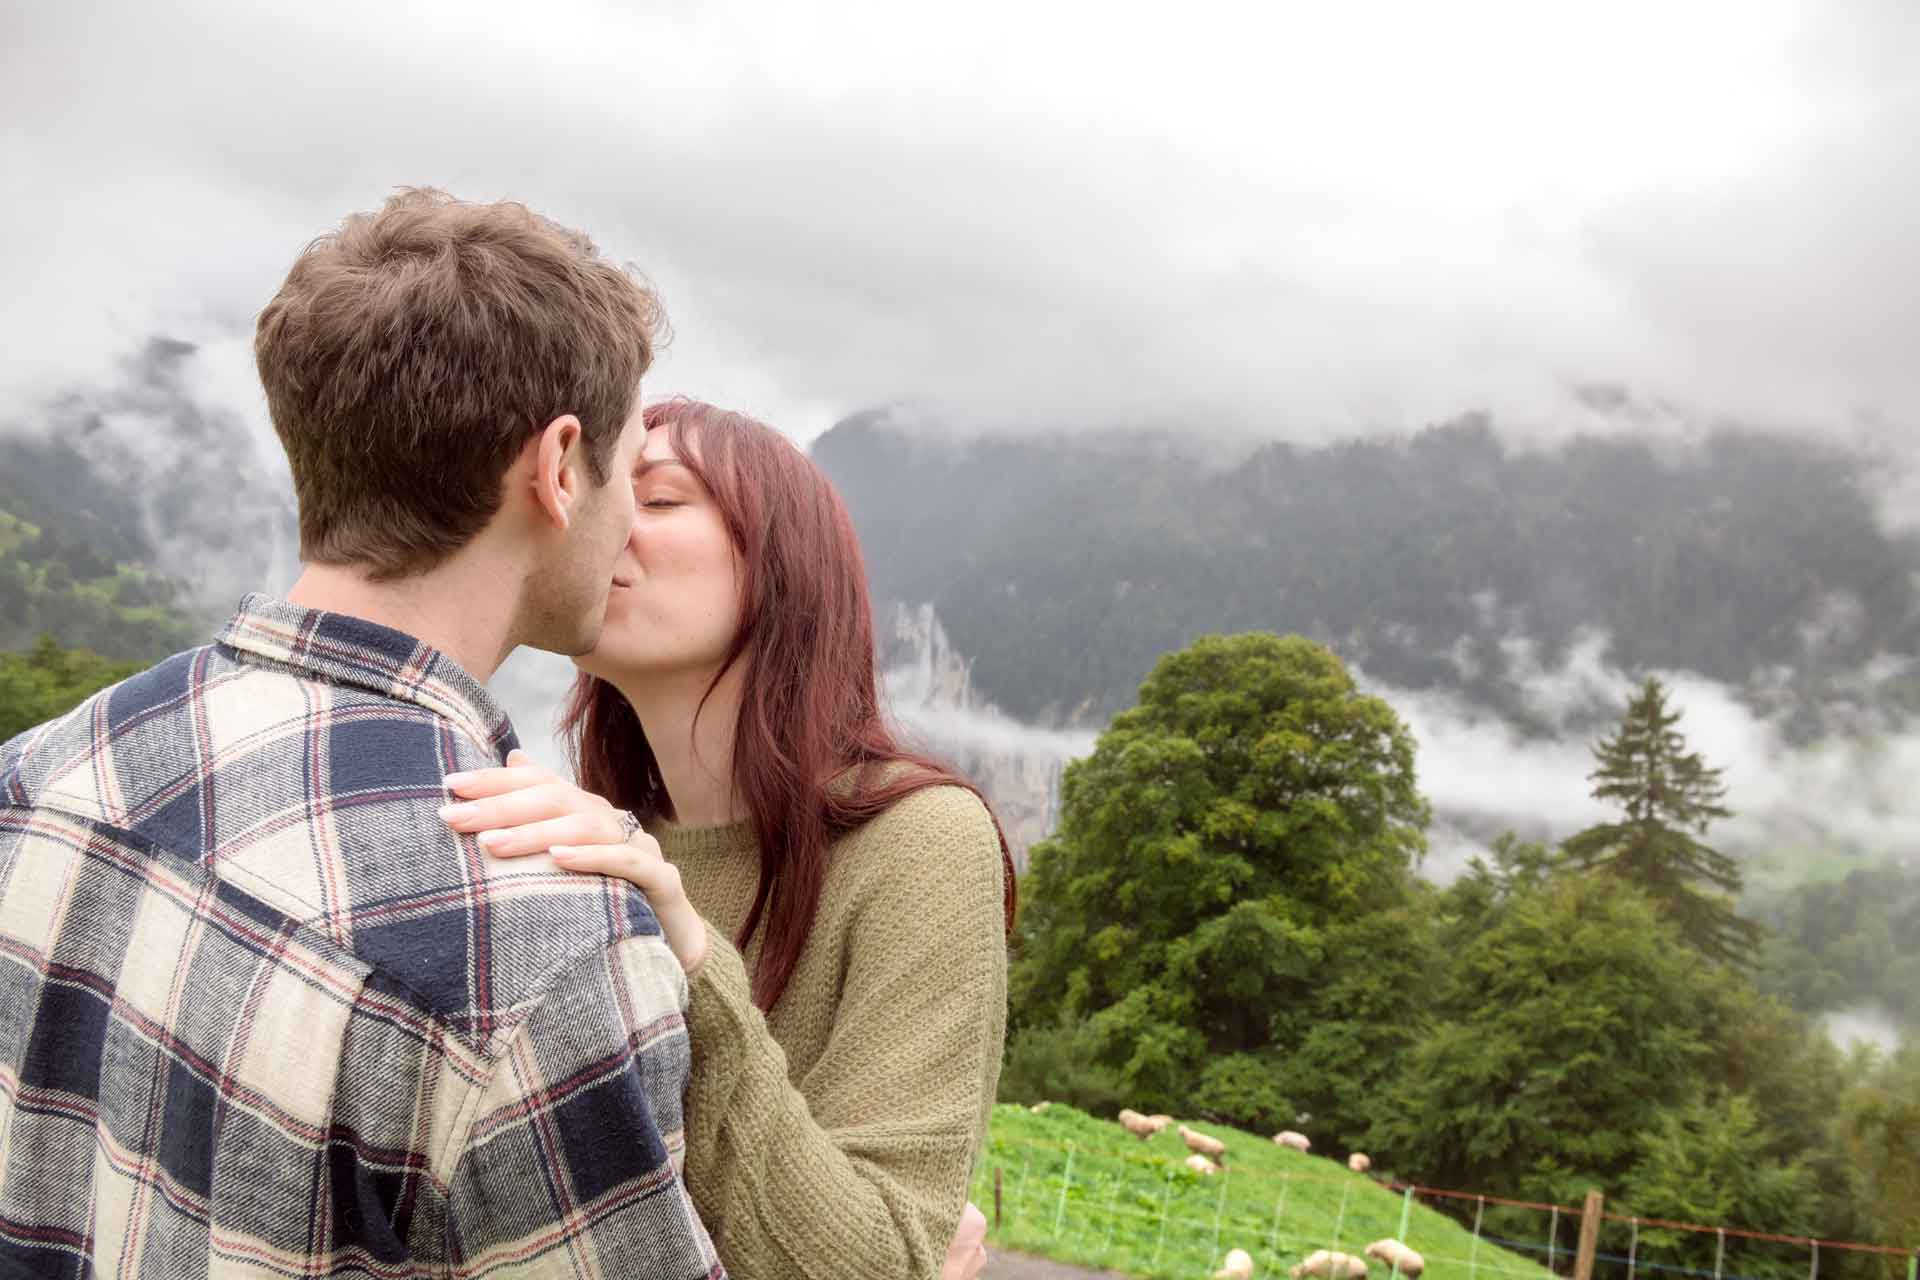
[{"xmin": 3, "ymin": 0, "xmax": 1917, "ymax": 447}]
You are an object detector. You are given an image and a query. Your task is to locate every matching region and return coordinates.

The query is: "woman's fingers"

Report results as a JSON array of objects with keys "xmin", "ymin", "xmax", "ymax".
[
  {"xmin": 939, "ymin": 1203, "xmax": 989, "ymax": 1280},
  {"xmin": 443, "ymin": 765, "xmax": 552, "ymax": 799},
  {"xmin": 443, "ymin": 749, "xmax": 558, "ymax": 799},
  {"xmin": 473, "ymin": 811, "xmax": 627, "ymax": 858},
  {"xmin": 440, "ymin": 782, "xmax": 608, "ymax": 833},
  {"xmin": 548, "ymin": 842, "xmax": 672, "ymax": 893}
]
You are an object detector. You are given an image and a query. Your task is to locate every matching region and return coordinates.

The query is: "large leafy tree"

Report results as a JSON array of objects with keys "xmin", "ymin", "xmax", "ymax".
[
  {"xmin": 1561, "ymin": 676, "xmax": 1764, "ymax": 964},
  {"xmin": 1274, "ymin": 889, "xmax": 1447, "ymax": 1159},
  {"xmin": 1008, "ymin": 632, "xmax": 1428, "ymax": 1123}
]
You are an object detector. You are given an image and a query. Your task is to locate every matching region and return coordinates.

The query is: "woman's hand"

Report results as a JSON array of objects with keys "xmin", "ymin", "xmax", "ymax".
[
  {"xmin": 440, "ymin": 750, "xmax": 709, "ymax": 976},
  {"xmin": 939, "ymin": 1202, "xmax": 988, "ymax": 1280}
]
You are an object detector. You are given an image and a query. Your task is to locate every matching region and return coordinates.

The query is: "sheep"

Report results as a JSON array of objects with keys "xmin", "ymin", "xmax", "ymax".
[
  {"xmin": 1364, "ymin": 1241, "xmax": 1424, "ymax": 1277},
  {"xmin": 1146, "ymin": 1114, "xmax": 1174, "ymax": 1131},
  {"xmin": 1029, "ymin": 1101, "xmax": 1051, "ymax": 1114},
  {"xmin": 1291, "ymin": 1250, "xmax": 1368, "ymax": 1279},
  {"xmin": 1184, "ymin": 1153, "xmax": 1221, "ymax": 1176},
  {"xmin": 1117, "ymin": 1108, "xmax": 1158, "ymax": 1138},
  {"xmin": 1273, "ymin": 1130, "xmax": 1312, "ymax": 1153},
  {"xmin": 1215, "ymin": 1248, "xmax": 1255, "ymax": 1279},
  {"xmin": 1180, "ymin": 1124, "xmax": 1227, "ymax": 1160},
  {"xmin": 1347, "ymin": 1152, "xmax": 1371, "ymax": 1174}
]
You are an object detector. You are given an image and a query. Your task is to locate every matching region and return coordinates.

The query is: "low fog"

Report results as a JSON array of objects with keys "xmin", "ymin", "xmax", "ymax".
[{"xmin": 1372, "ymin": 627, "xmax": 1920, "ymax": 883}]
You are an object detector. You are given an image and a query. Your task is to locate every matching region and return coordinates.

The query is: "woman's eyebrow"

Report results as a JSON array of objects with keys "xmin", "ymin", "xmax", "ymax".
[{"xmin": 633, "ymin": 458, "xmax": 691, "ymax": 477}]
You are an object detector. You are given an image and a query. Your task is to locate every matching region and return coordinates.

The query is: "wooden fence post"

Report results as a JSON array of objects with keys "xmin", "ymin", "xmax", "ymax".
[
  {"xmin": 1574, "ymin": 1190, "xmax": 1604, "ymax": 1280},
  {"xmin": 993, "ymin": 1167, "xmax": 1002, "ymax": 1230}
]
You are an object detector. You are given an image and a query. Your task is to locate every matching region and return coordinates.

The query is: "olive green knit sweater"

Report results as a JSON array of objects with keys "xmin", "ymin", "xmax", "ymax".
[{"xmin": 650, "ymin": 785, "xmax": 1008, "ymax": 1280}]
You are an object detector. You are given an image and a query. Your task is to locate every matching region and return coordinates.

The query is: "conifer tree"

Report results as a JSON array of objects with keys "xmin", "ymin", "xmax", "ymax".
[{"xmin": 1562, "ymin": 676, "xmax": 1765, "ymax": 965}]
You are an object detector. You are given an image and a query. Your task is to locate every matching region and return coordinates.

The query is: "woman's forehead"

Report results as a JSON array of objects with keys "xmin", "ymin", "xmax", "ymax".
[{"xmin": 640, "ymin": 424, "xmax": 685, "ymax": 464}]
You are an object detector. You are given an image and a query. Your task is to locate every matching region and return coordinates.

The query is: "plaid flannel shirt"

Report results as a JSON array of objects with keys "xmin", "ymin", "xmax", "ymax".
[{"xmin": 0, "ymin": 595, "xmax": 724, "ymax": 1279}]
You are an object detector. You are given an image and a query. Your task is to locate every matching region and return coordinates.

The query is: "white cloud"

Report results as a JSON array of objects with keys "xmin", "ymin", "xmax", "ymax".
[{"xmin": 2, "ymin": 0, "xmax": 1915, "ymax": 449}]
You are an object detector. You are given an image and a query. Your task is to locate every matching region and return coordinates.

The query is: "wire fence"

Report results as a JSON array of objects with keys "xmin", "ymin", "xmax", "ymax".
[
  {"xmin": 1403, "ymin": 1183, "xmax": 1919, "ymax": 1280},
  {"xmin": 974, "ymin": 1131, "xmax": 1920, "ymax": 1280}
]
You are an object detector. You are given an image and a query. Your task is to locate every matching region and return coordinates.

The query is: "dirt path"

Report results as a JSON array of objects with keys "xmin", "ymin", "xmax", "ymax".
[{"xmin": 984, "ymin": 1248, "xmax": 1138, "ymax": 1279}]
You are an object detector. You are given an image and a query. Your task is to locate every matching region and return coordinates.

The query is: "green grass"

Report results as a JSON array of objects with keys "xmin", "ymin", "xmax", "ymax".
[{"xmin": 972, "ymin": 1104, "xmax": 1561, "ymax": 1280}]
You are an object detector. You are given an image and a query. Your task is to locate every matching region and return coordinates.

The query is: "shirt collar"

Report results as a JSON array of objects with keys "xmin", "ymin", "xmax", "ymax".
[{"xmin": 217, "ymin": 593, "xmax": 520, "ymax": 758}]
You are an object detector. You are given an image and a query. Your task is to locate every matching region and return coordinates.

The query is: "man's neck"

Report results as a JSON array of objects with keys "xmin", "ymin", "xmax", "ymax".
[{"xmin": 286, "ymin": 557, "xmax": 522, "ymax": 684}]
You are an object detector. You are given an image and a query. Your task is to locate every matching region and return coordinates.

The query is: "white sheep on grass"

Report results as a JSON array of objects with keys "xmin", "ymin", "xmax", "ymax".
[
  {"xmin": 1273, "ymin": 1130, "xmax": 1312, "ymax": 1153},
  {"xmin": 1364, "ymin": 1240, "xmax": 1424, "ymax": 1277},
  {"xmin": 1214, "ymin": 1247, "xmax": 1255, "ymax": 1279},
  {"xmin": 1180, "ymin": 1124, "xmax": 1227, "ymax": 1160},
  {"xmin": 1291, "ymin": 1249, "xmax": 1368, "ymax": 1279}
]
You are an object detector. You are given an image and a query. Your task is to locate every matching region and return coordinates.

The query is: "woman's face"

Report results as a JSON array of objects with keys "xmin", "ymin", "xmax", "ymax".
[{"xmin": 577, "ymin": 425, "xmax": 743, "ymax": 685}]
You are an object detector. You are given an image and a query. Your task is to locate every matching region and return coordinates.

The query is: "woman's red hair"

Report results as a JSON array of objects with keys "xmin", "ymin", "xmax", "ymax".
[{"xmin": 562, "ymin": 399, "xmax": 1016, "ymax": 1011}]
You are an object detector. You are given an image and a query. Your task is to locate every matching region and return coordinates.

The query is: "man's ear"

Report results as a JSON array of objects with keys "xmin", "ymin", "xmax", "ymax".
[{"xmin": 528, "ymin": 414, "xmax": 586, "ymax": 530}]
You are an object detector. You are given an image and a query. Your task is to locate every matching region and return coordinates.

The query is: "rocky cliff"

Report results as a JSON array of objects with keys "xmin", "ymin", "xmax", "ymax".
[{"xmin": 879, "ymin": 601, "xmax": 1095, "ymax": 870}]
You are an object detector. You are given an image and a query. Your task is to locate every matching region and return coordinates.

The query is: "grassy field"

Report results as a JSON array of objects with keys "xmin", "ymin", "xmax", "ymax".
[{"xmin": 972, "ymin": 1103, "xmax": 1561, "ymax": 1280}]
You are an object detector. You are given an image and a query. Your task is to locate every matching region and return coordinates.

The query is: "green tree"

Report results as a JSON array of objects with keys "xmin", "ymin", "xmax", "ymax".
[
  {"xmin": 1561, "ymin": 676, "xmax": 1764, "ymax": 965},
  {"xmin": 1369, "ymin": 875, "xmax": 1716, "ymax": 1200},
  {"xmin": 1275, "ymin": 889, "xmax": 1448, "ymax": 1163},
  {"xmin": 1008, "ymin": 633, "xmax": 1429, "ymax": 1120},
  {"xmin": 0, "ymin": 635, "xmax": 141, "ymax": 742},
  {"xmin": 1840, "ymin": 1046, "xmax": 1920, "ymax": 1250},
  {"xmin": 1617, "ymin": 1093, "xmax": 1818, "ymax": 1280}
]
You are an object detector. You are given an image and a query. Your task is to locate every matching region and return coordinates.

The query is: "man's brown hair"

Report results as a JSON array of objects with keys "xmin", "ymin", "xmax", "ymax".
[{"xmin": 256, "ymin": 187, "xmax": 665, "ymax": 579}]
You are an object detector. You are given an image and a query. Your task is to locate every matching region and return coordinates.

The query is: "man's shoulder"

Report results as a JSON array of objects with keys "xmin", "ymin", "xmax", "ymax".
[
  {"xmin": 0, "ymin": 643, "xmax": 216, "ymax": 812},
  {"xmin": 271, "ymin": 832, "xmax": 678, "ymax": 1054},
  {"xmin": 2, "ymin": 641, "xmax": 672, "ymax": 1056},
  {"xmin": 3, "ymin": 640, "xmax": 490, "ymax": 841}
]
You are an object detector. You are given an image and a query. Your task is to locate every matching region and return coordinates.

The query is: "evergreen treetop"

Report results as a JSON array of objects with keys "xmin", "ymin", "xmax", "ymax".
[{"xmin": 1561, "ymin": 676, "xmax": 1765, "ymax": 965}]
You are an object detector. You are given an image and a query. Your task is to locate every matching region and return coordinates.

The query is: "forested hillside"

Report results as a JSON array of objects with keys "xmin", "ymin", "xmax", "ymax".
[
  {"xmin": 0, "ymin": 434, "xmax": 200, "ymax": 661},
  {"xmin": 816, "ymin": 412, "xmax": 1920, "ymax": 733}
]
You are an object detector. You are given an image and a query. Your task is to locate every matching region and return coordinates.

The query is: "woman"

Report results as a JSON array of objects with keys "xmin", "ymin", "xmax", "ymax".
[{"xmin": 440, "ymin": 399, "xmax": 1010, "ymax": 1280}]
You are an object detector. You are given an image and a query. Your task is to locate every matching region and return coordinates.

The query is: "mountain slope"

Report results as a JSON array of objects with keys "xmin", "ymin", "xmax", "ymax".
[{"xmin": 816, "ymin": 411, "xmax": 1920, "ymax": 733}]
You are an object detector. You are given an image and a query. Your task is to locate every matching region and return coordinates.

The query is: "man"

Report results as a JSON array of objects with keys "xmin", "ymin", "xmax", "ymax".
[{"xmin": 0, "ymin": 189, "xmax": 723, "ymax": 1277}]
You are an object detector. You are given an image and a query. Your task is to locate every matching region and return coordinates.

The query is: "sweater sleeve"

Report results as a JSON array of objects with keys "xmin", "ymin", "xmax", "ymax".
[{"xmin": 679, "ymin": 788, "xmax": 1007, "ymax": 1280}]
